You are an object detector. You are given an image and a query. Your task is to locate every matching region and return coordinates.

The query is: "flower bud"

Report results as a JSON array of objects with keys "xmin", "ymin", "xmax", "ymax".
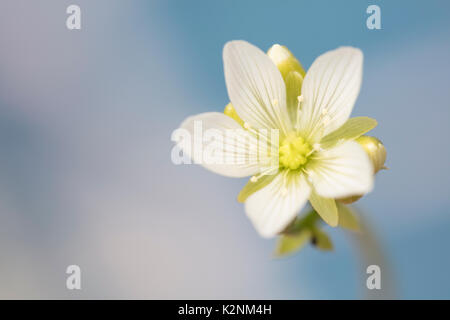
[
  {"xmin": 267, "ymin": 44, "xmax": 306, "ymax": 80},
  {"xmin": 338, "ymin": 136, "xmax": 386, "ymax": 204},
  {"xmin": 356, "ymin": 135, "xmax": 387, "ymax": 174},
  {"xmin": 337, "ymin": 194, "xmax": 363, "ymax": 205},
  {"xmin": 223, "ymin": 103, "xmax": 244, "ymax": 126}
]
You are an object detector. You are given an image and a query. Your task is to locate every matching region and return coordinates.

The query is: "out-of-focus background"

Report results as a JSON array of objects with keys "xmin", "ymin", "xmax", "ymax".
[{"xmin": 0, "ymin": 0, "xmax": 449, "ymax": 299}]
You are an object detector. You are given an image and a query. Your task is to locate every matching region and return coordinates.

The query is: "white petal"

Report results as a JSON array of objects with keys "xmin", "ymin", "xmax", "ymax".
[
  {"xmin": 178, "ymin": 112, "xmax": 261, "ymax": 177},
  {"xmin": 245, "ymin": 171, "xmax": 311, "ymax": 238},
  {"xmin": 299, "ymin": 47, "xmax": 363, "ymax": 142},
  {"xmin": 307, "ymin": 141, "xmax": 373, "ymax": 198},
  {"xmin": 223, "ymin": 40, "xmax": 292, "ymax": 135}
]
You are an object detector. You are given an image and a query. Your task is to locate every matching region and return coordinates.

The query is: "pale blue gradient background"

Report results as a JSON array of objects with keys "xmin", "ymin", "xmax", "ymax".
[{"xmin": 0, "ymin": 0, "xmax": 449, "ymax": 299}]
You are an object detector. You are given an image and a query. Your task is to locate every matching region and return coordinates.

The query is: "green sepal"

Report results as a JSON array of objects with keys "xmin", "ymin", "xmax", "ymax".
[
  {"xmin": 237, "ymin": 173, "xmax": 277, "ymax": 203},
  {"xmin": 336, "ymin": 202, "xmax": 361, "ymax": 232},
  {"xmin": 274, "ymin": 229, "xmax": 312, "ymax": 257},
  {"xmin": 309, "ymin": 191, "xmax": 338, "ymax": 227},
  {"xmin": 282, "ymin": 210, "xmax": 317, "ymax": 234},
  {"xmin": 310, "ymin": 227, "xmax": 334, "ymax": 251},
  {"xmin": 320, "ymin": 117, "xmax": 378, "ymax": 149},
  {"xmin": 275, "ymin": 210, "xmax": 334, "ymax": 256}
]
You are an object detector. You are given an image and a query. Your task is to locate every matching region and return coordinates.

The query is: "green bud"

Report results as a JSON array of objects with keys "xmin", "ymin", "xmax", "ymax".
[
  {"xmin": 267, "ymin": 44, "xmax": 306, "ymax": 80},
  {"xmin": 356, "ymin": 135, "xmax": 387, "ymax": 174},
  {"xmin": 338, "ymin": 194, "xmax": 363, "ymax": 205},
  {"xmin": 338, "ymin": 135, "xmax": 387, "ymax": 204},
  {"xmin": 223, "ymin": 103, "xmax": 244, "ymax": 126}
]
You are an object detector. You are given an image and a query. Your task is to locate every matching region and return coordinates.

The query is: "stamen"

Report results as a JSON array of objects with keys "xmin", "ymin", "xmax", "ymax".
[
  {"xmin": 242, "ymin": 124, "xmax": 273, "ymax": 152},
  {"xmin": 245, "ymin": 126, "xmax": 273, "ymax": 149},
  {"xmin": 305, "ymin": 108, "xmax": 332, "ymax": 141},
  {"xmin": 306, "ymin": 143, "xmax": 321, "ymax": 157},
  {"xmin": 279, "ymin": 132, "xmax": 312, "ymax": 170},
  {"xmin": 245, "ymin": 125, "xmax": 271, "ymax": 145},
  {"xmin": 295, "ymin": 113, "xmax": 301, "ymax": 132},
  {"xmin": 295, "ymin": 95, "xmax": 304, "ymax": 132},
  {"xmin": 251, "ymin": 166, "xmax": 277, "ymax": 182}
]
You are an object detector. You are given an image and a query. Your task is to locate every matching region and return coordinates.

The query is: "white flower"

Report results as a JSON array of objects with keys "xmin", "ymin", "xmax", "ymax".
[{"xmin": 179, "ymin": 40, "xmax": 376, "ymax": 238}]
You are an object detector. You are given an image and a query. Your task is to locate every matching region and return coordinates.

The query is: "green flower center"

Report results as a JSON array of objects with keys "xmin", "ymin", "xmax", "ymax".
[{"xmin": 279, "ymin": 132, "xmax": 312, "ymax": 170}]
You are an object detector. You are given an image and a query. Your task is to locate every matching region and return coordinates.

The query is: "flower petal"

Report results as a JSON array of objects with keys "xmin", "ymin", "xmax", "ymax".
[
  {"xmin": 309, "ymin": 191, "xmax": 338, "ymax": 227},
  {"xmin": 307, "ymin": 140, "xmax": 373, "ymax": 198},
  {"xmin": 223, "ymin": 40, "xmax": 292, "ymax": 135},
  {"xmin": 320, "ymin": 117, "xmax": 377, "ymax": 149},
  {"xmin": 245, "ymin": 170, "xmax": 311, "ymax": 238},
  {"xmin": 178, "ymin": 112, "xmax": 261, "ymax": 177},
  {"xmin": 299, "ymin": 47, "xmax": 363, "ymax": 142}
]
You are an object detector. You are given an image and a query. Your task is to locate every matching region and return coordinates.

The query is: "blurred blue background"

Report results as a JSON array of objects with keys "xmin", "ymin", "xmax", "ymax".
[{"xmin": 0, "ymin": 0, "xmax": 449, "ymax": 299}]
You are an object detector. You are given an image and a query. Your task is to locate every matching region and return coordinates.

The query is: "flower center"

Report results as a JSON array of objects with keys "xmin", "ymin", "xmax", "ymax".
[{"xmin": 279, "ymin": 132, "xmax": 312, "ymax": 170}]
